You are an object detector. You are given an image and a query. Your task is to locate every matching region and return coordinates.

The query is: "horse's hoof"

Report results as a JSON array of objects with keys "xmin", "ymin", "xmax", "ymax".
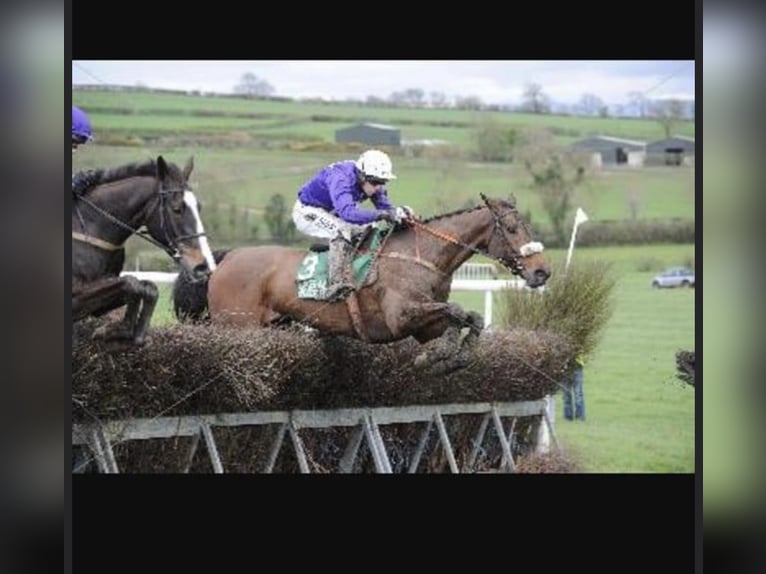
[
  {"xmin": 92, "ymin": 325, "xmax": 132, "ymax": 342},
  {"xmin": 466, "ymin": 311, "xmax": 485, "ymax": 333}
]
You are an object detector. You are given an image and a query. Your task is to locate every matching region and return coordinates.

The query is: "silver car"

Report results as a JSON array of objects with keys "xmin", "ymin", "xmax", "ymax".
[{"xmin": 651, "ymin": 267, "xmax": 695, "ymax": 288}]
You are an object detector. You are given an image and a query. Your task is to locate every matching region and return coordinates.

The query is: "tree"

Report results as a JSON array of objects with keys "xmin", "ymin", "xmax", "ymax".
[
  {"xmin": 472, "ymin": 117, "xmax": 516, "ymax": 162},
  {"xmin": 454, "ymin": 95, "xmax": 483, "ymax": 110},
  {"xmin": 388, "ymin": 88, "xmax": 425, "ymax": 107},
  {"xmin": 628, "ymin": 91, "xmax": 647, "ymax": 118},
  {"xmin": 233, "ymin": 72, "xmax": 275, "ymax": 98},
  {"xmin": 263, "ymin": 194, "xmax": 296, "ymax": 244},
  {"xmin": 429, "ymin": 91, "xmax": 448, "ymax": 108},
  {"xmin": 516, "ymin": 128, "xmax": 586, "ymax": 245},
  {"xmin": 650, "ymin": 98, "xmax": 686, "ymax": 138},
  {"xmin": 520, "ymin": 83, "xmax": 551, "ymax": 114},
  {"xmin": 578, "ymin": 93, "xmax": 605, "ymax": 116}
]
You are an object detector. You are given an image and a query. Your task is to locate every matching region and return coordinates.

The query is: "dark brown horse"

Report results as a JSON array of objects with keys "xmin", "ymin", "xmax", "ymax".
[
  {"xmin": 173, "ymin": 193, "xmax": 549, "ymax": 372},
  {"xmin": 73, "ymin": 156, "xmax": 216, "ymax": 345}
]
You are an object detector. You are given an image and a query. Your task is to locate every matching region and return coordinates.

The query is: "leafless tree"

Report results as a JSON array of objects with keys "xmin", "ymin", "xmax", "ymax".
[
  {"xmin": 454, "ymin": 95, "xmax": 483, "ymax": 110},
  {"xmin": 650, "ymin": 99, "xmax": 686, "ymax": 138},
  {"xmin": 521, "ymin": 83, "xmax": 551, "ymax": 114},
  {"xmin": 578, "ymin": 93, "xmax": 605, "ymax": 116},
  {"xmin": 429, "ymin": 91, "xmax": 448, "ymax": 108},
  {"xmin": 388, "ymin": 88, "xmax": 425, "ymax": 107},
  {"xmin": 234, "ymin": 72, "xmax": 275, "ymax": 98},
  {"xmin": 628, "ymin": 91, "xmax": 647, "ymax": 118}
]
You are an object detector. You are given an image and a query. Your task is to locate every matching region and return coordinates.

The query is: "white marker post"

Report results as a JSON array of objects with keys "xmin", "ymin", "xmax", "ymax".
[
  {"xmin": 565, "ymin": 207, "xmax": 589, "ymax": 272},
  {"xmin": 540, "ymin": 207, "xmax": 589, "ymax": 453}
]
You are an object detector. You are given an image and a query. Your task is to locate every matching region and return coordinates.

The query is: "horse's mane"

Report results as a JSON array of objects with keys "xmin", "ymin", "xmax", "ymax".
[
  {"xmin": 419, "ymin": 203, "xmax": 484, "ymax": 224},
  {"xmin": 90, "ymin": 159, "xmax": 162, "ymax": 187},
  {"xmin": 395, "ymin": 197, "xmax": 518, "ymax": 230}
]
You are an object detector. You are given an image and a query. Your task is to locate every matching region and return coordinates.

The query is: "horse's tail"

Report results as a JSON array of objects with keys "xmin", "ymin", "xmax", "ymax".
[{"xmin": 172, "ymin": 249, "xmax": 230, "ymax": 323}]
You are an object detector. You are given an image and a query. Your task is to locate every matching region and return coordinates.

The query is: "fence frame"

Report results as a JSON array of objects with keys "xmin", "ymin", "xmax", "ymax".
[{"xmin": 73, "ymin": 400, "xmax": 559, "ymax": 474}]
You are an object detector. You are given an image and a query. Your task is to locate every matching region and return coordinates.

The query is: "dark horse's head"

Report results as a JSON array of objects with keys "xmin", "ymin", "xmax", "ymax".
[
  {"xmin": 80, "ymin": 156, "xmax": 217, "ymax": 280},
  {"xmin": 143, "ymin": 156, "xmax": 217, "ymax": 279},
  {"xmin": 480, "ymin": 193, "xmax": 551, "ymax": 288}
]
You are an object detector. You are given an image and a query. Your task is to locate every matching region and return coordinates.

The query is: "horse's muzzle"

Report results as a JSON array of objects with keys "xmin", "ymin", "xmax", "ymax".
[
  {"xmin": 526, "ymin": 267, "xmax": 551, "ymax": 288},
  {"xmin": 191, "ymin": 263, "xmax": 211, "ymax": 281}
]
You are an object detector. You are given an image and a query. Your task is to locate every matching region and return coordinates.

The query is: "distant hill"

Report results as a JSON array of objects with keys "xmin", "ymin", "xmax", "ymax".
[{"xmin": 74, "ymin": 87, "xmax": 694, "ymax": 152}]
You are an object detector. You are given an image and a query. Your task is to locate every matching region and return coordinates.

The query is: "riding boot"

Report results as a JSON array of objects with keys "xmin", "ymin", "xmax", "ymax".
[{"xmin": 325, "ymin": 237, "xmax": 355, "ymax": 301}]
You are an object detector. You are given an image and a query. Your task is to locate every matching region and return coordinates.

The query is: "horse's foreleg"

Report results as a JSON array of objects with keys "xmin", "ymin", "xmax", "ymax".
[
  {"xmin": 73, "ymin": 276, "xmax": 158, "ymax": 345},
  {"xmin": 385, "ymin": 300, "xmax": 484, "ymax": 375},
  {"xmin": 130, "ymin": 280, "xmax": 158, "ymax": 345},
  {"xmin": 396, "ymin": 301, "xmax": 481, "ymax": 342}
]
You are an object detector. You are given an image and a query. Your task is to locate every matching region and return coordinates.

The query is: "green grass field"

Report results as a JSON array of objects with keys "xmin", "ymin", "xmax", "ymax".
[
  {"xmin": 143, "ymin": 244, "xmax": 695, "ymax": 473},
  {"xmin": 74, "ymin": 88, "xmax": 694, "ymax": 144},
  {"xmin": 76, "ymin": 146, "xmax": 694, "ymax": 227}
]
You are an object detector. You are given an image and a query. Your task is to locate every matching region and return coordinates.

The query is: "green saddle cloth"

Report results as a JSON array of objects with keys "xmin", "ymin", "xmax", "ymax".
[{"xmin": 296, "ymin": 228, "xmax": 387, "ymax": 300}]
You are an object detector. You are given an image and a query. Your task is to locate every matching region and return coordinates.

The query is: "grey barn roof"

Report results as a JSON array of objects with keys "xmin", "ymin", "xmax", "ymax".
[
  {"xmin": 338, "ymin": 122, "xmax": 398, "ymax": 131},
  {"xmin": 570, "ymin": 135, "xmax": 647, "ymax": 151}
]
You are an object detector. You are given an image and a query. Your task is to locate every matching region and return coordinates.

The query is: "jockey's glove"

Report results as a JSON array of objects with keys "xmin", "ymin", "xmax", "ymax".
[
  {"xmin": 396, "ymin": 205, "xmax": 416, "ymax": 220},
  {"xmin": 377, "ymin": 208, "xmax": 399, "ymax": 224}
]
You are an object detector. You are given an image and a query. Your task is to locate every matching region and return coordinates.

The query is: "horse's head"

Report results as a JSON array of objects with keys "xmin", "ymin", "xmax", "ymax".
[
  {"xmin": 480, "ymin": 193, "xmax": 551, "ymax": 288},
  {"xmin": 143, "ymin": 156, "xmax": 217, "ymax": 280}
]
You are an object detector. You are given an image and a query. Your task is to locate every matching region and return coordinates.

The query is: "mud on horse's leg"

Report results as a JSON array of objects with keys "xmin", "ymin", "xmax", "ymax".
[{"xmin": 394, "ymin": 301, "xmax": 484, "ymax": 374}]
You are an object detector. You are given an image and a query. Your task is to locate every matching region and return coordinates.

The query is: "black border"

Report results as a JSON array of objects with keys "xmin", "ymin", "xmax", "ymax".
[{"xmin": 65, "ymin": 0, "xmax": 73, "ymax": 573}]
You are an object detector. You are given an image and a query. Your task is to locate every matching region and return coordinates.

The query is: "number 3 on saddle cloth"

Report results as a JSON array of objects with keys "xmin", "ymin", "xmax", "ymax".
[{"xmin": 296, "ymin": 227, "xmax": 388, "ymax": 301}]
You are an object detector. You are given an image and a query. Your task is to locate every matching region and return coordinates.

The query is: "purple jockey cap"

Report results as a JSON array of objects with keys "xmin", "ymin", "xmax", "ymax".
[{"xmin": 72, "ymin": 106, "xmax": 93, "ymax": 141}]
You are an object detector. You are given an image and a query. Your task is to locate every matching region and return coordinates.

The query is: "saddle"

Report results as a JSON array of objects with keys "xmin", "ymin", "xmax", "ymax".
[{"xmin": 296, "ymin": 227, "xmax": 386, "ymax": 301}]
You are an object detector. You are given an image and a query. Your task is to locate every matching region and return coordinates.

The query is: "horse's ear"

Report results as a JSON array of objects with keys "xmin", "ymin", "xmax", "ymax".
[
  {"xmin": 183, "ymin": 156, "xmax": 194, "ymax": 180},
  {"xmin": 156, "ymin": 156, "xmax": 168, "ymax": 180}
]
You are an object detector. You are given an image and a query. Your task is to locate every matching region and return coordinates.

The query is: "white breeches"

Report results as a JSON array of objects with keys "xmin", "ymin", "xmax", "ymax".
[{"xmin": 292, "ymin": 200, "xmax": 373, "ymax": 242}]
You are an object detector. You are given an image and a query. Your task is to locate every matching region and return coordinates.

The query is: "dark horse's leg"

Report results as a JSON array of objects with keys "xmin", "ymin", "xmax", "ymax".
[
  {"xmin": 386, "ymin": 299, "xmax": 484, "ymax": 375},
  {"xmin": 73, "ymin": 276, "xmax": 159, "ymax": 345}
]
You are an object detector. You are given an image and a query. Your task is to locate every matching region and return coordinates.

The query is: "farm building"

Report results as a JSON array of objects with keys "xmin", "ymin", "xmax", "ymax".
[
  {"xmin": 569, "ymin": 135, "xmax": 647, "ymax": 168},
  {"xmin": 335, "ymin": 122, "xmax": 401, "ymax": 147},
  {"xmin": 646, "ymin": 135, "xmax": 695, "ymax": 166}
]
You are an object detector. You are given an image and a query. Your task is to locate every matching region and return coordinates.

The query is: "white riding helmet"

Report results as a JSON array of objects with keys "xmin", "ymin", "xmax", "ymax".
[{"xmin": 356, "ymin": 149, "xmax": 397, "ymax": 181}]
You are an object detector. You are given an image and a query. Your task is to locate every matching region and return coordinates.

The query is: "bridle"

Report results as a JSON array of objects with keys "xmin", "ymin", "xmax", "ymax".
[
  {"xmin": 405, "ymin": 198, "xmax": 544, "ymax": 277},
  {"xmin": 482, "ymin": 197, "xmax": 543, "ymax": 275},
  {"xmin": 73, "ymin": 180, "xmax": 207, "ymax": 264}
]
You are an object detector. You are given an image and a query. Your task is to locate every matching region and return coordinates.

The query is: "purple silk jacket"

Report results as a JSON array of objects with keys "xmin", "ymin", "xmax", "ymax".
[{"xmin": 297, "ymin": 160, "xmax": 393, "ymax": 224}]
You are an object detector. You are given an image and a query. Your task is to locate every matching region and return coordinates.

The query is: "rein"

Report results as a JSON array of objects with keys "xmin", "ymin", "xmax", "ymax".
[
  {"xmin": 405, "ymin": 215, "xmax": 529, "ymax": 274},
  {"xmin": 72, "ymin": 186, "xmax": 205, "ymax": 262}
]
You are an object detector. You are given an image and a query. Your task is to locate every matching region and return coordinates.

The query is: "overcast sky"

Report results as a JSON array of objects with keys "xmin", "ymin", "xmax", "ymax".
[{"xmin": 73, "ymin": 60, "xmax": 695, "ymax": 107}]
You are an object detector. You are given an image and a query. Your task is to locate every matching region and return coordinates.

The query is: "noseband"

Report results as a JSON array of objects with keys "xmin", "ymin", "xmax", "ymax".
[{"xmin": 484, "ymin": 200, "xmax": 544, "ymax": 275}]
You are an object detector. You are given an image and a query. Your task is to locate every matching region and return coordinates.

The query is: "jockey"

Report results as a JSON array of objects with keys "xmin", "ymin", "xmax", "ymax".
[
  {"xmin": 72, "ymin": 106, "xmax": 99, "ymax": 196},
  {"xmin": 292, "ymin": 149, "xmax": 415, "ymax": 301}
]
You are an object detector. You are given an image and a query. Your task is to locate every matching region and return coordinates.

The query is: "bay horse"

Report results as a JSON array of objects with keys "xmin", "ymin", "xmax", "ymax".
[
  {"xmin": 72, "ymin": 156, "xmax": 217, "ymax": 345},
  {"xmin": 173, "ymin": 193, "xmax": 550, "ymax": 372}
]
